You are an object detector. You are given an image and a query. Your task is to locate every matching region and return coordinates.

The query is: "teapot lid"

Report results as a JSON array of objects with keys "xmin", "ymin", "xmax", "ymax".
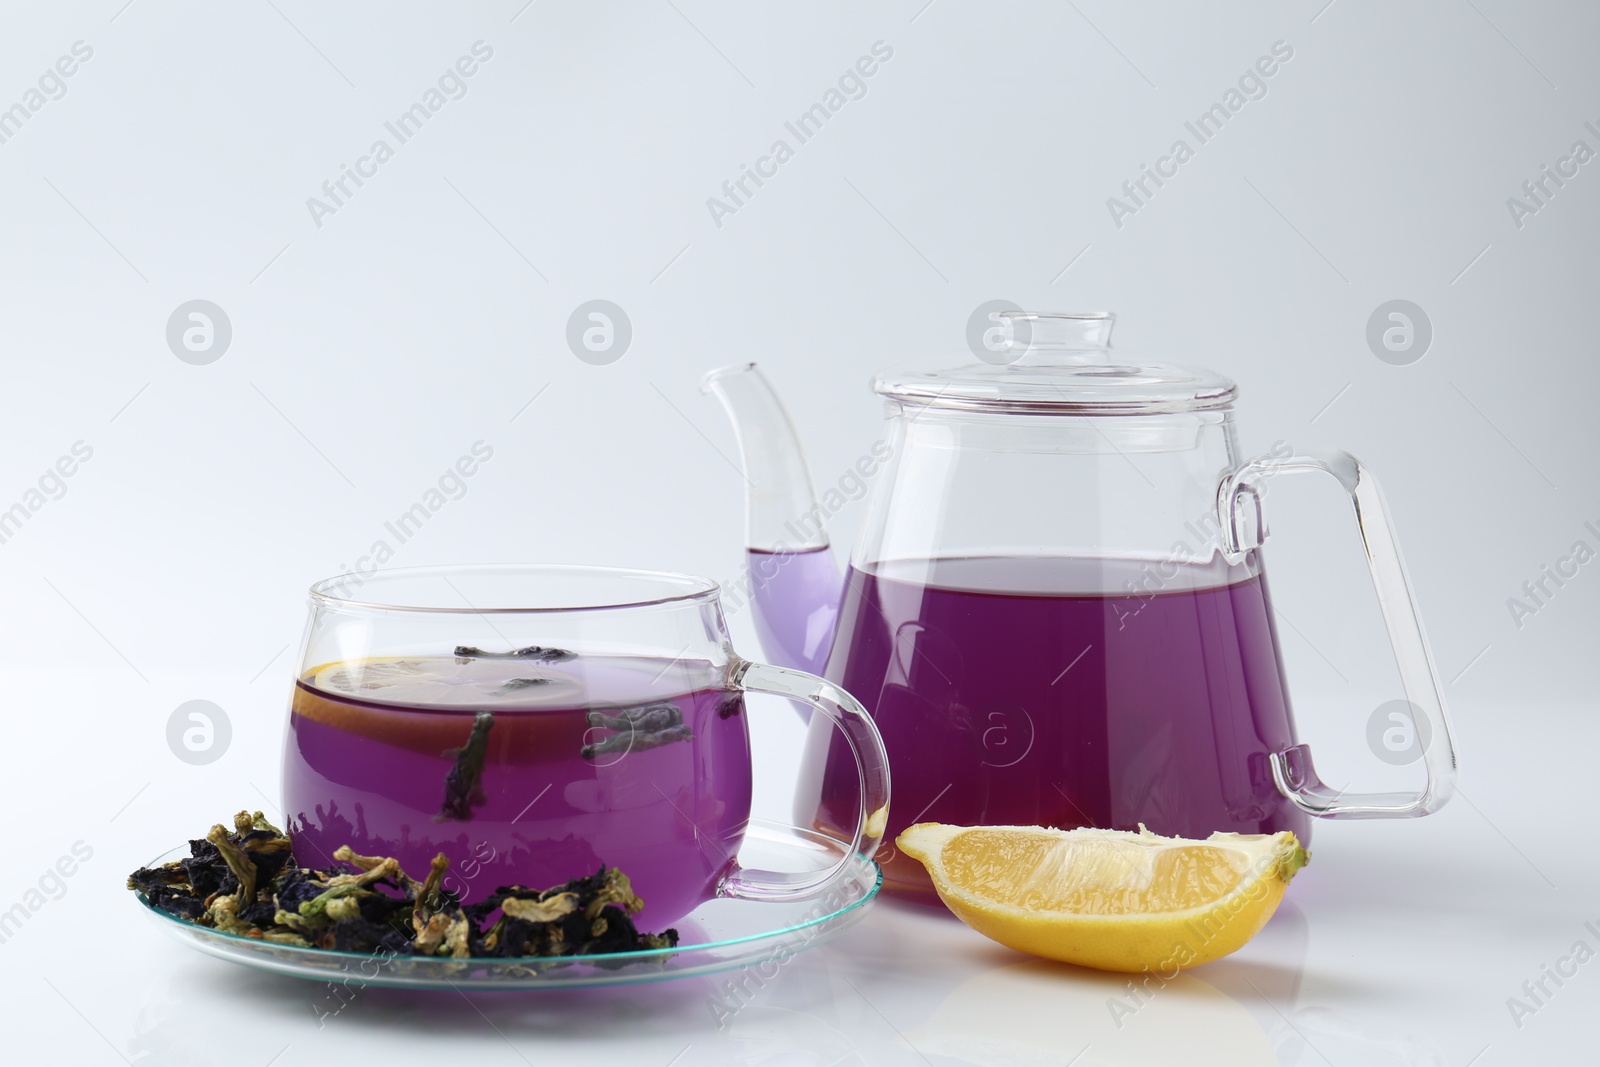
[{"xmin": 873, "ymin": 311, "xmax": 1237, "ymax": 415}]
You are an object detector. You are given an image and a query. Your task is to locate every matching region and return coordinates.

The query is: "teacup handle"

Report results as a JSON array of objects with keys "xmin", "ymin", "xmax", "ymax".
[
  {"xmin": 1219, "ymin": 448, "xmax": 1458, "ymax": 818},
  {"xmin": 718, "ymin": 659, "xmax": 890, "ymax": 901}
]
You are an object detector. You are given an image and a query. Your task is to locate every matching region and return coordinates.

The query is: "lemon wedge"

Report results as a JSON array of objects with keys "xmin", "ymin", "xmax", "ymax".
[{"xmin": 896, "ymin": 822, "xmax": 1308, "ymax": 973}]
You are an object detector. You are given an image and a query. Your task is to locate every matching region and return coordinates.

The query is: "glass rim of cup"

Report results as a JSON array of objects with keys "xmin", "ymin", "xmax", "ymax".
[{"xmin": 308, "ymin": 563, "xmax": 722, "ymax": 615}]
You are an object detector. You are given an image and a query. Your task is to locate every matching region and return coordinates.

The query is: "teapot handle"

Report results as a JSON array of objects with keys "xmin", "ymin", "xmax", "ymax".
[{"xmin": 1219, "ymin": 449, "xmax": 1458, "ymax": 818}]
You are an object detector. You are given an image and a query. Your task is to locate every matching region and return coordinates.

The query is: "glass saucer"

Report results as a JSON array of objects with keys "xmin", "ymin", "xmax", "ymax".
[{"xmin": 135, "ymin": 819, "xmax": 881, "ymax": 990}]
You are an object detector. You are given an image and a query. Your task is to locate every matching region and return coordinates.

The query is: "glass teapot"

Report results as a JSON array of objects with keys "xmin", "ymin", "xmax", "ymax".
[{"xmin": 704, "ymin": 310, "xmax": 1457, "ymax": 897}]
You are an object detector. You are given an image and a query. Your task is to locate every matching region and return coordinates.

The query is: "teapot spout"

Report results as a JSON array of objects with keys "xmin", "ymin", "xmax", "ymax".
[{"xmin": 701, "ymin": 363, "xmax": 842, "ymax": 676}]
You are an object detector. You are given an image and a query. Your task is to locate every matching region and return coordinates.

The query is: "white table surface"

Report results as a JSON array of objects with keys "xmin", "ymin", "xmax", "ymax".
[{"xmin": 3, "ymin": 676, "xmax": 1592, "ymax": 1067}]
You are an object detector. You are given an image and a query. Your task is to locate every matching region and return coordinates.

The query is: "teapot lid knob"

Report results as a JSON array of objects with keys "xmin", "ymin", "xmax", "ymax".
[
  {"xmin": 994, "ymin": 310, "xmax": 1115, "ymax": 358},
  {"xmin": 872, "ymin": 310, "xmax": 1237, "ymax": 416}
]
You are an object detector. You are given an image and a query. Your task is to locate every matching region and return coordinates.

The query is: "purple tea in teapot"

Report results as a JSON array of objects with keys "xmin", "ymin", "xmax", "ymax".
[{"xmin": 800, "ymin": 554, "xmax": 1307, "ymax": 893}]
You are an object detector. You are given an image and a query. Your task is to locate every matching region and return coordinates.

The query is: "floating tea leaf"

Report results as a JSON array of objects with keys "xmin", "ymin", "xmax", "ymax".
[
  {"xmin": 586, "ymin": 701, "xmax": 684, "ymax": 733},
  {"xmin": 437, "ymin": 711, "xmax": 494, "ymax": 822},
  {"xmin": 454, "ymin": 645, "xmax": 577, "ymax": 663},
  {"xmin": 582, "ymin": 724, "xmax": 693, "ymax": 759},
  {"xmin": 500, "ymin": 677, "xmax": 553, "ymax": 691},
  {"xmin": 580, "ymin": 701, "xmax": 693, "ymax": 760}
]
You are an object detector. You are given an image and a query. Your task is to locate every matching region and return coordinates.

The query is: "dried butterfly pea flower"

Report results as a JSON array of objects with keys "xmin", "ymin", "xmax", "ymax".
[
  {"xmin": 206, "ymin": 825, "xmax": 258, "ymax": 906},
  {"xmin": 126, "ymin": 861, "xmax": 189, "ymax": 895},
  {"xmin": 261, "ymin": 930, "xmax": 311, "ymax": 947},
  {"xmin": 500, "ymin": 892, "xmax": 579, "ymax": 924},
  {"xmin": 295, "ymin": 858, "xmax": 403, "ymax": 927},
  {"xmin": 238, "ymin": 898, "xmax": 279, "ymax": 928},
  {"xmin": 130, "ymin": 811, "xmax": 679, "ymax": 963},
  {"xmin": 272, "ymin": 867, "xmax": 328, "ymax": 913},
  {"xmin": 413, "ymin": 853, "xmax": 451, "ymax": 920},
  {"xmin": 180, "ymin": 838, "xmax": 232, "ymax": 900},
  {"xmin": 144, "ymin": 885, "xmax": 206, "ymax": 922},
  {"xmin": 332, "ymin": 917, "xmax": 414, "ymax": 955}
]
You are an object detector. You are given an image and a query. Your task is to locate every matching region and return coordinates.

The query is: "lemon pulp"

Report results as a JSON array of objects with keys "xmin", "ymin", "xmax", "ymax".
[{"xmin": 897, "ymin": 823, "xmax": 1308, "ymax": 972}]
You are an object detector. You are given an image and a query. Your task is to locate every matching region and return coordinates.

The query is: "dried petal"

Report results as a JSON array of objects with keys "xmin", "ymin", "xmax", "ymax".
[
  {"xmin": 131, "ymin": 812, "xmax": 679, "ymax": 962},
  {"xmin": 501, "ymin": 892, "xmax": 579, "ymax": 923}
]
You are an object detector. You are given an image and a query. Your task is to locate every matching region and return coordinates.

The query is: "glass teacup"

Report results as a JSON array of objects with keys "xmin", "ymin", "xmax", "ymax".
[{"xmin": 283, "ymin": 564, "xmax": 890, "ymax": 926}]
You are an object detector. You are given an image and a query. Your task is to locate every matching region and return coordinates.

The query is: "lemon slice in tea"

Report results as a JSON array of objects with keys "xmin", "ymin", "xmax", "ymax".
[
  {"xmin": 313, "ymin": 656, "xmax": 437, "ymax": 692},
  {"xmin": 896, "ymin": 822, "xmax": 1308, "ymax": 973},
  {"xmin": 297, "ymin": 656, "xmax": 584, "ymax": 756}
]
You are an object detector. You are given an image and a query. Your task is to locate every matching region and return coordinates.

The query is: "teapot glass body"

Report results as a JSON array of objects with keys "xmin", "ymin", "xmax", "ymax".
[{"xmin": 706, "ymin": 311, "xmax": 1456, "ymax": 898}]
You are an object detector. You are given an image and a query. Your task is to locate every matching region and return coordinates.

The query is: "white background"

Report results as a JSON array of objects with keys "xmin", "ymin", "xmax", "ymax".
[{"xmin": 0, "ymin": 1, "xmax": 1595, "ymax": 1064}]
